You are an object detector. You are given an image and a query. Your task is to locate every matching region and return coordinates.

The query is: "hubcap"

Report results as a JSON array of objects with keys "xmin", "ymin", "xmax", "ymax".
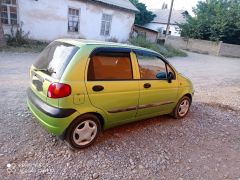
[
  {"xmin": 178, "ymin": 99, "xmax": 190, "ymax": 117},
  {"xmin": 73, "ymin": 120, "xmax": 97, "ymax": 146}
]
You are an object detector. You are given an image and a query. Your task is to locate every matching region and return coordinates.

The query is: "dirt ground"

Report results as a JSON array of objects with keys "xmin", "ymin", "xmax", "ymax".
[{"xmin": 0, "ymin": 51, "xmax": 239, "ymax": 179}]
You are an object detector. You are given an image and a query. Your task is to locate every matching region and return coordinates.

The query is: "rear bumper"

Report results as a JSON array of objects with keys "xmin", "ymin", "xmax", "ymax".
[
  {"xmin": 27, "ymin": 88, "xmax": 79, "ymax": 136},
  {"xmin": 27, "ymin": 88, "xmax": 76, "ymax": 118}
]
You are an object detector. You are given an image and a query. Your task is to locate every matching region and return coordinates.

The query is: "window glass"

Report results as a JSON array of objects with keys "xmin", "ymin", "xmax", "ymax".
[
  {"xmin": 2, "ymin": 0, "xmax": 11, "ymax": 4},
  {"xmin": 1, "ymin": 0, "xmax": 17, "ymax": 25},
  {"xmin": 68, "ymin": 8, "xmax": 80, "ymax": 32},
  {"xmin": 88, "ymin": 52, "xmax": 133, "ymax": 80},
  {"xmin": 0, "ymin": 6, "xmax": 8, "ymax": 24},
  {"xmin": 100, "ymin": 14, "xmax": 112, "ymax": 36},
  {"xmin": 34, "ymin": 41, "xmax": 79, "ymax": 79},
  {"xmin": 10, "ymin": 7, "xmax": 17, "ymax": 24},
  {"xmin": 137, "ymin": 54, "xmax": 167, "ymax": 80}
]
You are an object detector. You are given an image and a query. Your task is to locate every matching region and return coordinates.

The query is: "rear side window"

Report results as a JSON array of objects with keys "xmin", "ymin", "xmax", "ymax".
[
  {"xmin": 33, "ymin": 41, "xmax": 79, "ymax": 79},
  {"xmin": 88, "ymin": 51, "xmax": 133, "ymax": 81}
]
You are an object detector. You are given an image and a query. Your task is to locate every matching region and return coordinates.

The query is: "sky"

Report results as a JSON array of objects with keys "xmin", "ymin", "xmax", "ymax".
[{"xmin": 138, "ymin": 0, "xmax": 201, "ymax": 15}]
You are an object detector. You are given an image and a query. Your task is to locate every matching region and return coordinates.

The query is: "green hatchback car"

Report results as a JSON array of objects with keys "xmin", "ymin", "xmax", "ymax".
[{"xmin": 27, "ymin": 39, "xmax": 194, "ymax": 149}]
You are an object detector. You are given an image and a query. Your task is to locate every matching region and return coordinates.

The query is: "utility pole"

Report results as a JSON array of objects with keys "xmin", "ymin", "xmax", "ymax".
[{"xmin": 165, "ymin": 0, "xmax": 174, "ymax": 37}]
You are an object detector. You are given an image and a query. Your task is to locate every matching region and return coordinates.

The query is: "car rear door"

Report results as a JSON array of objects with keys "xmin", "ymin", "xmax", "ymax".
[
  {"xmin": 134, "ymin": 50, "xmax": 179, "ymax": 118},
  {"xmin": 85, "ymin": 47, "xmax": 140, "ymax": 125}
]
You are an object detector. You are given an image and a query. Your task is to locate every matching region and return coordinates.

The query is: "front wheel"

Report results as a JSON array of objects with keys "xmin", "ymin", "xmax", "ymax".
[
  {"xmin": 65, "ymin": 114, "xmax": 101, "ymax": 149},
  {"xmin": 172, "ymin": 96, "xmax": 191, "ymax": 119}
]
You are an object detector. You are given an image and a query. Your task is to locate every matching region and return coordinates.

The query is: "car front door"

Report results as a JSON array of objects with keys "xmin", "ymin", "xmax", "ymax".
[
  {"xmin": 134, "ymin": 50, "xmax": 179, "ymax": 118},
  {"xmin": 85, "ymin": 47, "xmax": 140, "ymax": 126}
]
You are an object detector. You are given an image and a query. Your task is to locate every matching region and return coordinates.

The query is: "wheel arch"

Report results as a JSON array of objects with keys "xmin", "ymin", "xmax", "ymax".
[
  {"xmin": 70, "ymin": 112, "xmax": 105, "ymax": 130},
  {"xmin": 89, "ymin": 112, "xmax": 105, "ymax": 130},
  {"xmin": 60, "ymin": 112, "xmax": 105, "ymax": 140},
  {"xmin": 183, "ymin": 93, "xmax": 192, "ymax": 103}
]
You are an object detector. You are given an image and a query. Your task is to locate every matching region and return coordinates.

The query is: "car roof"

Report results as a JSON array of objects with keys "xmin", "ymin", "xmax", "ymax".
[{"xmin": 55, "ymin": 38, "xmax": 159, "ymax": 55}]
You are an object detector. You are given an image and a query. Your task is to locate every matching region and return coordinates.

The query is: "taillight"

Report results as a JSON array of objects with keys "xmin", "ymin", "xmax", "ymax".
[{"xmin": 48, "ymin": 83, "xmax": 71, "ymax": 99}]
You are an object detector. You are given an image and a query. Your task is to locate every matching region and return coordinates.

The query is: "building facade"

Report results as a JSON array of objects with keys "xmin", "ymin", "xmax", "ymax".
[
  {"xmin": 145, "ymin": 9, "xmax": 187, "ymax": 37},
  {"xmin": 1, "ymin": 0, "xmax": 138, "ymax": 42},
  {"xmin": 132, "ymin": 24, "xmax": 158, "ymax": 43}
]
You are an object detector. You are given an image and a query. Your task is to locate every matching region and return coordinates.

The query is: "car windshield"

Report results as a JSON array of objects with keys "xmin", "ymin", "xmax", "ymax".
[{"xmin": 33, "ymin": 41, "xmax": 79, "ymax": 79}]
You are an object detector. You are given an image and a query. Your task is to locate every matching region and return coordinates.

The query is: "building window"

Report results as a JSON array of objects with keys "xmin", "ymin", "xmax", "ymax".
[
  {"xmin": 163, "ymin": 30, "xmax": 171, "ymax": 35},
  {"xmin": 100, "ymin": 14, "xmax": 112, "ymax": 36},
  {"xmin": 68, "ymin": 8, "xmax": 80, "ymax": 32},
  {"xmin": 1, "ymin": 0, "xmax": 18, "ymax": 25}
]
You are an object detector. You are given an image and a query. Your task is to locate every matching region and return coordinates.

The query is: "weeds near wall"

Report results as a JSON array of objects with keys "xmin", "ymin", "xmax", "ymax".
[
  {"xmin": 129, "ymin": 36, "xmax": 187, "ymax": 57},
  {"xmin": 1, "ymin": 23, "xmax": 48, "ymax": 52},
  {"xmin": 5, "ymin": 23, "xmax": 29, "ymax": 46}
]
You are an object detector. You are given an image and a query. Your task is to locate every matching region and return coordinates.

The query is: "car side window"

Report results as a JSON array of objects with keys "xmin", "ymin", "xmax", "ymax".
[
  {"xmin": 88, "ymin": 51, "xmax": 133, "ymax": 81},
  {"xmin": 136, "ymin": 53, "xmax": 167, "ymax": 80}
]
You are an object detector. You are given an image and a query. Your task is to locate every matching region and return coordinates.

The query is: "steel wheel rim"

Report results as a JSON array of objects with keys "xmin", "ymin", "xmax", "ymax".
[
  {"xmin": 178, "ymin": 99, "xmax": 190, "ymax": 117},
  {"xmin": 73, "ymin": 120, "xmax": 97, "ymax": 146}
]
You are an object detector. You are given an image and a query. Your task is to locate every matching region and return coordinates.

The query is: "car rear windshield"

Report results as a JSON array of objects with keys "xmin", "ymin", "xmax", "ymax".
[{"xmin": 33, "ymin": 41, "xmax": 79, "ymax": 79}]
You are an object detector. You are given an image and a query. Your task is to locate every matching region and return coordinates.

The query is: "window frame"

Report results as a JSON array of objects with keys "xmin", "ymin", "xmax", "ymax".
[
  {"xmin": 133, "ymin": 49, "xmax": 176, "ymax": 81},
  {"xmin": 87, "ymin": 47, "xmax": 134, "ymax": 81},
  {"xmin": 100, "ymin": 13, "xmax": 112, "ymax": 36},
  {"xmin": 67, "ymin": 7, "xmax": 80, "ymax": 33},
  {"xmin": 1, "ymin": 0, "xmax": 18, "ymax": 25},
  {"xmin": 166, "ymin": 63, "xmax": 176, "ymax": 80}
]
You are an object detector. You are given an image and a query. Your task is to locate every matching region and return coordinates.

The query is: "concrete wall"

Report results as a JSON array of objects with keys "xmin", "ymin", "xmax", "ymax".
[
  {"xmin": 164, "ymin": 36, "xmax": 187, "ymax": 49},
  {"xmin": 165, "ymin": 36, "xmax": 221, "ymax": 55},
  {"xmin": 165, "ymin": 36, "xmax": 240, "ymax": 57},
  {"xmin": 3, "ymin": 0, "xmax": 135, "ymax": 42},
  {"xmin": 186, "ymin": 38, "xmax": 221, "ymax": 55},
  {"xmin": 145, "ymin": 22, "xmax": 180, "ymax": 36},
  {"xmin": 219, "ymin": 43, "xmax": 240, "ymax": 58}
]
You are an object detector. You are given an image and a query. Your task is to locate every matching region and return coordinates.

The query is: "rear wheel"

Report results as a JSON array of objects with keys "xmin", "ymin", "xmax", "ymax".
[
  {"xmin": 65, "ymin": 114, "xmax": 101, "ymax": 149},
  {"xmin": 172, "ymin": 96, "xmax": 191, "ymax": 119}
]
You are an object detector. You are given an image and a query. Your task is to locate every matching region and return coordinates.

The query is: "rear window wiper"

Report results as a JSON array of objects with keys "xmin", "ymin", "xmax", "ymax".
[{"xmin": 34, "ymin": 67, "xmax": 56, "ymax": 74}]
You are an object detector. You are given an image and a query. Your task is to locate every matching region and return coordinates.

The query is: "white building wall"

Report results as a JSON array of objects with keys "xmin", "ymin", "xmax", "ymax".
[
  {"xmin": 3, "ymin": 0, "xmax": 135, "ymax": 42},
  {"xmin": 145, "ymin": 22, "xmax": 180, "ymax": 36}
]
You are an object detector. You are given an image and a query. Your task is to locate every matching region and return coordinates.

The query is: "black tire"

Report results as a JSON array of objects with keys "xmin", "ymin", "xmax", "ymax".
[
  {"xmin": 171, "ymin": 96, "xmax": 191, "ymax": 119},
  {"xmin": 65, "ymin": 114, "xmax": 101, "ymax": 149}
]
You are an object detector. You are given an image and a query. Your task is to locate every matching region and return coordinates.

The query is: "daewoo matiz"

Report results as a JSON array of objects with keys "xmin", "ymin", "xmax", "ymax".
[{"xmin": 27, "ymin": 39, "xmax": 194, "ymax": 149}]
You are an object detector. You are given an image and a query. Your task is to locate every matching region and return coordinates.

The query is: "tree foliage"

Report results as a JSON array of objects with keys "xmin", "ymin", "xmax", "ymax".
[
  {"xmin": 130, "ymin": 0, "xmax": 156, "ymax": 25},
  {"xmin": 178, "ymin": 0, "xmax": 240, "ymax": 45}
]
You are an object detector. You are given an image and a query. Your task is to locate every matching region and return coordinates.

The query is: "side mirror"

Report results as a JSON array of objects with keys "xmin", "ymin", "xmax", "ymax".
[
  {"xmin": 156, "ymin": 72, "xmax": 167, "ymax": 80},
  {"xmin": 167, "ymin": 72, "xmax": 174, "ymax": 83}
]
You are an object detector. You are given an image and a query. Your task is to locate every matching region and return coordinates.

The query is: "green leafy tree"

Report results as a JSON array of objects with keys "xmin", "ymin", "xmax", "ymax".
[
  {"xmin": 130, "ymin": 0, "xmax": 156, "ymax": 25},
  {"xmin": 178, "ymin": 0, "xmax": 240, "ymax": 45}
]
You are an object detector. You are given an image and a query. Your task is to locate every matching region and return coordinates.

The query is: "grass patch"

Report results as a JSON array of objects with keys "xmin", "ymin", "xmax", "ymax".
[
  {"xmin": 0, "ymin": 41, "xmax": 48, "ymax": 53},
  {"xmin": 129, "ymin": 36, "xmax": 187, "ymax": 57}
]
